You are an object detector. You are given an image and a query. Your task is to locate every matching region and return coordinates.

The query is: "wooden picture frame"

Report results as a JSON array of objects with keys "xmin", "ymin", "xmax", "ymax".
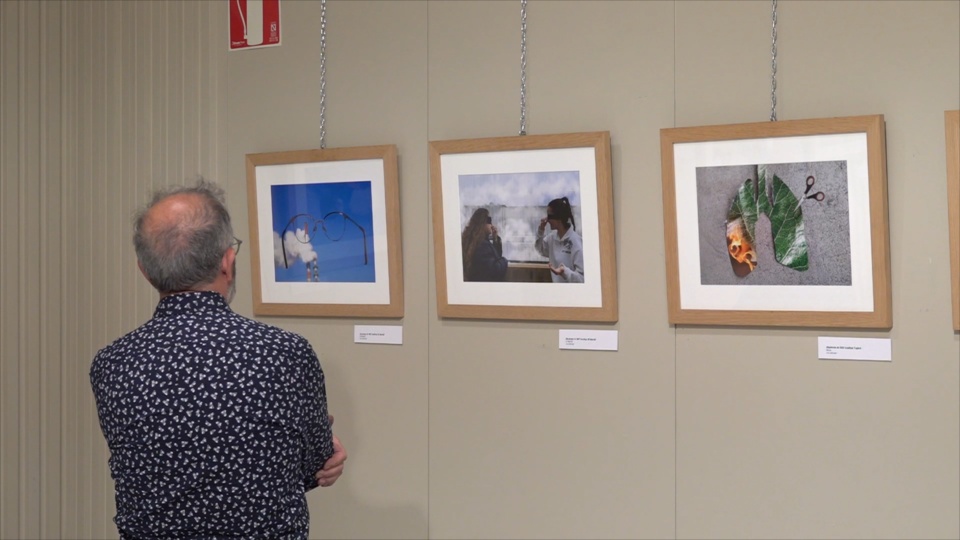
[
  {"xmin": 660, "ymin": 115, "xmax": 891, "ymax": 328},
  {"xmin": 429, "ymin": 131, "xmax": 617, "ymax": 322},
  {"xmin": 946, "ymin": 110, "xmax": 960, "ymax": 332},
  {"xmin": 246, "ymin": 145, "xmax": 403, "ymax": 318}
]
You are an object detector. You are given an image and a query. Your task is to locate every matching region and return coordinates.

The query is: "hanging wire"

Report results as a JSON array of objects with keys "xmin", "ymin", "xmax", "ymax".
[
  {"xmin": 319, "ymin": 0, "xmax": 328, "ymax": 148},
  {"xmin": 519, "ymin": 0, "xmax": 528, "ymax": 135},
  {"xmin": 769, "ymin": 0, "xmax": 778, "ymax": 122}
]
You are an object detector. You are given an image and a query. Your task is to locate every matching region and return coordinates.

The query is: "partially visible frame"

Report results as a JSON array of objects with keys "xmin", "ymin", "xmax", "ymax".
[
  {"xmin": 660, "ymin": 115, "xmax": 891, "ymax": 328},
  {"xmin": 429, "ymin": 131, "xmax": 617, "ymax": 322},
  {"xmin": 246, "ymin": 145, "xmax": 403, "ymax": 317},
  {"xmin": 946, "ymin": 110, "xmax": 960, "ymax": 331}
]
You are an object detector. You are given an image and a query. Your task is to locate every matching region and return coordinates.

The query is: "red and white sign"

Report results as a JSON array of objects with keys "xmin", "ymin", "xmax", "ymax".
[{"xmin": 229, "ymin": 0, "xmax": 281, "ymax": 51}]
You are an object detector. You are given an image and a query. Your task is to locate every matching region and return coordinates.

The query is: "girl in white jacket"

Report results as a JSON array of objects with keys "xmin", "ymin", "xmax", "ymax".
[{"xmin": 535, "ymin": 196, "xmax": 584, "ymax": 283}]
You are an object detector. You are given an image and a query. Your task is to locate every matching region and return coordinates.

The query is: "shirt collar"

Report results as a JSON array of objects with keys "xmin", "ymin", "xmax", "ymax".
[{"xmin": 153, "ymin": 290, "xmax": 231, "ymax": 318}]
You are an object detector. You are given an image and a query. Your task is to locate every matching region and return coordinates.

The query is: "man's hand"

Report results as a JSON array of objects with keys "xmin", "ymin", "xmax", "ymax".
[{"xmin": 316, "ymin": 435, "xmax": 347, "ymax": 487}]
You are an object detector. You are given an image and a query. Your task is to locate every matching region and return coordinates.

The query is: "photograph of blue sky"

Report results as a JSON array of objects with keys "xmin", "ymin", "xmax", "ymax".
[{"xmin": 270, "ymin": 181, "xmax": 375, "ymax": 283}]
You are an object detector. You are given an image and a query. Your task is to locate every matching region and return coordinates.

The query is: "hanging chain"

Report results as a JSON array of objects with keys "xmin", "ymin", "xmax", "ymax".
[
  {"xmin": 519, "ymin": 0, "xmax": 528, "ymax": 136},
  {"xmin": 319, "ymin": 0, "xmax": 328, "ymax": 148},
  {"xmin": 769, "ymin": 0, "xmax": 778, "ymax": 121}
]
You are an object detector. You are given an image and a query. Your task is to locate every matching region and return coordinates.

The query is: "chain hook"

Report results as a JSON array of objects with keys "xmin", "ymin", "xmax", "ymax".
[
  {"xmin": 519, "ymin": 0, "xmax": 528, "ymax": 135},
  {"xmin": 319, "ymin": 0, "xmax": 328, "ymax": 148},
  {"xmin": 770, "ymin": 0, "xmax": 778, "ymax": 122}
]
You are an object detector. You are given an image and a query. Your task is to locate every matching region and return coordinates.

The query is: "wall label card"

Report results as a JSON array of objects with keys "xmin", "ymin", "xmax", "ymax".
[
  {"xmin": 559, "ymin": 330, "xmax": 618, "ymax": 351},
  {"xmin": 354, "ymin": 325, "xmax": 403, "ymax": 345},
  {"xmin": 818, "ymin": 336, "xmax": 891, "ymax": 361}
]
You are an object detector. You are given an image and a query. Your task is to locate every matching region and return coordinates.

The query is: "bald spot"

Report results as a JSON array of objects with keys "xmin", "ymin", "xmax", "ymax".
[{"xmin": 141, "ymin": 193, "xmax": 212, "ymax": 253}]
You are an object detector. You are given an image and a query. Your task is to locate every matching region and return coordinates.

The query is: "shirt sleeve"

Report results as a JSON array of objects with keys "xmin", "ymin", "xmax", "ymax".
[
  {"xmin": 565, "ymin": 239, "xmax": 585, "ymax": 283},
  {"xmin": 492, "ymin": 235, "xmax": 504, "ymax": 258},
  {"xmin": 482, "ymin": 240, "xmax": 509, "ymax": 280},
  {"xmin": 297, "ymin": 339, "xmax": 334, "ymax": 491},
  {"xmin": 534, "ymin": 232, "xmax": 549, "ymax": 257}
]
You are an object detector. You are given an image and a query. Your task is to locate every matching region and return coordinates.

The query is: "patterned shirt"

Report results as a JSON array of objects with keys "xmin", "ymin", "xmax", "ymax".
[{"xmin": 90, "ymin": 291, "xmax": 333, "ymax": 539}]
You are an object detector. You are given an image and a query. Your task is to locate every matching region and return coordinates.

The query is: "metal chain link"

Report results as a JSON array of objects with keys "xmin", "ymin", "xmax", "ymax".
[
  {"xmin": 319, "ymin": 0, "xmax": 328, "ymax": 148},
  {"xmin": 770, "ymin": 0, "xmax": 778, "ymax": 122},
  {"xmin": 519, "ymin": 0, "xmax": 528, "ymax": 136}
]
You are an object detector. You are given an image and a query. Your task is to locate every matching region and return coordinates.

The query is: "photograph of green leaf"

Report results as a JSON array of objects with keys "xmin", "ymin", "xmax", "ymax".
[{"xmin": 696, "ymin": 160, "xmax": 851, "ymax": 286}]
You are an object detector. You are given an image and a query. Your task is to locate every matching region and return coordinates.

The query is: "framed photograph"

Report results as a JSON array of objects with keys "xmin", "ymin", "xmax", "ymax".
[
  {"xmin": 946, "ymin": 110, "xmax": 960, "ymax": 331},
  {"xmin": 429, "ymin": 131, "xmax": 617, "ymax": 322},
  {"xmin": 245, "ymin": 145, "xmax": 403, "ymax": 317},
  {"xmin": 660, "ymin": 115, "xmax": 891, "ymax": 328}
]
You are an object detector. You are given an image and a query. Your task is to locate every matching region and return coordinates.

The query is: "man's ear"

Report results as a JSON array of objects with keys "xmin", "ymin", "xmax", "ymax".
[{"xmin": 222, "ymin": 248, "xmax": 236, "ymax": 276}]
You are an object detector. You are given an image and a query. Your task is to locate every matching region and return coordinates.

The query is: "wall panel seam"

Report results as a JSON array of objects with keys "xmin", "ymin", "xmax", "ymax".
[{"xmin": 17, "ymin": 0, "xmax": 28, "ymax": 535}]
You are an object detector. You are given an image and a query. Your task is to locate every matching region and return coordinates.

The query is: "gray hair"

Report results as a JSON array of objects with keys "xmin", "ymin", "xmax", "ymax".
[{"xmin": 133, "ymin": 178, "xmax": 234, "ymax": 294}]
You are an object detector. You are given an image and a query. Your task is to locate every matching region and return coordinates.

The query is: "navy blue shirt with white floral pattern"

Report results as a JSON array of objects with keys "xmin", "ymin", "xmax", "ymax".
[{"xmin": 90, "ymin": 291, "xmax": 334, "ymax": 539}]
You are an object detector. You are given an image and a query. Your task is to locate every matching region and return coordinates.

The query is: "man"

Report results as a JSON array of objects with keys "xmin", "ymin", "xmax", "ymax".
[{"xmin": 90, "ymin": 180, "xmax": 346, "ymax": 539}]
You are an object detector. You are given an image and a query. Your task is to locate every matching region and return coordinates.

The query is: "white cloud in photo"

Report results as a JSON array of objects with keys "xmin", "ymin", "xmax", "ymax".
[
  {"xmin": 273, "ymin": 227, "xmax": 318, "ymax": 268},
  {"xmin": 458, "ymin": 171, "xmax": 581, "ymax": 207}
]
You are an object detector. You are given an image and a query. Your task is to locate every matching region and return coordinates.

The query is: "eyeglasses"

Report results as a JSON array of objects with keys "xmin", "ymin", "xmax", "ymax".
[
  {"xmin": 546, "ymin": 214, "xmax": 559, "ymax": 221},
  {"xmin": 230, "ymin": 237, "xmax": 243, "ymax": 256},
  {"xmin": 280, "ymin": 212, "xmax": 368, "ymax": 270}
]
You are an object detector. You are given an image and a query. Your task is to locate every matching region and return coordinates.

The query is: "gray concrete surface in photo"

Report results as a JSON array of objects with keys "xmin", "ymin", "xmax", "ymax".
[{"xmin": 696, "ymin": 160, "xmax": 851, "ymax": 286}]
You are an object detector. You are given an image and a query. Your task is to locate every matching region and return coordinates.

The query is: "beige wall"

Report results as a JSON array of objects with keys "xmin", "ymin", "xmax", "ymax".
[
  {"xmin": 1, "ymin": 1, "xmax": 957, "ymax": 539},
  {"xmin": 1, "ymin": 1, "xmax": 225, "ymax": 537}
]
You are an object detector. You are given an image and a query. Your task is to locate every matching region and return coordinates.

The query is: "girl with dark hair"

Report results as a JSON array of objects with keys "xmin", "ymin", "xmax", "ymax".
[
  {"xmin": 462, "ymin": 208, "xmax": 508, "ymax": 282},
  {"xmin": 535, "ymin": 196, "xmax": 584, "ymax": 283}
]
